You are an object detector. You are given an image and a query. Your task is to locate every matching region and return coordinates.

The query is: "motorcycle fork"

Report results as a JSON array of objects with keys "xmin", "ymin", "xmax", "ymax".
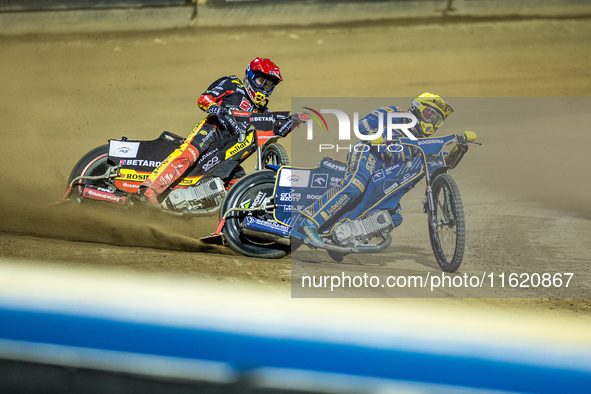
[
  {"xmin": 425, "ymin": 174, "xmax": 454, "ymax": 229},
  {"xmin": 425, "ymin": 184, "xmax": 438, "ymax": 230},
  {"xmin": 422, "ymin": 163, "xmax": 438, "ymax": 230},
  {"xmin": 254, "ymin": 144, "xmax": 263, "ymax": 171}
]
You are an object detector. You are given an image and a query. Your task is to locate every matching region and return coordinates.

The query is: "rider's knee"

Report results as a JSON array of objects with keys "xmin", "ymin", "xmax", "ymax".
[{"xmin": 391, "ymin": 208, "xmax": 403, "ymax": 227}]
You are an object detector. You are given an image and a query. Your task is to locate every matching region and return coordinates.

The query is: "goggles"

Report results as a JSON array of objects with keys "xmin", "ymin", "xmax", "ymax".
[
  {"xmin": 420, "ymin": 106, "xmax": 444, "ymax": 129},
  {"xmin": 253, "ymin": 75, "xmax": 277, "ymax": 94}
]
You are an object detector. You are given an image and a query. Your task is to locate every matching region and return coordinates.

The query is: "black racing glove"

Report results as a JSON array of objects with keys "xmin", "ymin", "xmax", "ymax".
[
  {"xmin": 207, "ymin": 105, "xmax": 226, "ymax": 117},
  {"xmin": 274, "ymin": 113, "xmax": 310, "ymax": 137},
  {"xmin": 223, "ymin": 112, "xmax": 244, "ymax": 134},
  {"xmin": 208, "ymin": 106, "xmax": 242, "ymax": 136},
  {"xmin": 218, "ymin": 110, "xmax": 247, "ymax": 142},
  {"xmin": 275, "ymin": 119, "xmax": 293, "ymax": 137}
]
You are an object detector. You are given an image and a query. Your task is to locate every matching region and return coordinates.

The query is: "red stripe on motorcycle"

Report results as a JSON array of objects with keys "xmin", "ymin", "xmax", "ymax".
[
  {"xmin": 230, "ymin": 110, "xmax": 253, "ymax": 117},
  {"xmin": 82, "ymin": 188, "xmax": 127, "ymax": 205},
  {"xmin": 114, "ymin": 179, "xmax": 142, "ymax": 193},
  {"xmin": 256, "ymin": 130, "xmax": 275, "ymax": 147}
]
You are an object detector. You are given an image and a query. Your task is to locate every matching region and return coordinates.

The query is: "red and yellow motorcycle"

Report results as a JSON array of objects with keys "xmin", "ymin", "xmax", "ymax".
[{"xmin": 62, "ymin": 110, "xmax": 300, "ymax": 214}]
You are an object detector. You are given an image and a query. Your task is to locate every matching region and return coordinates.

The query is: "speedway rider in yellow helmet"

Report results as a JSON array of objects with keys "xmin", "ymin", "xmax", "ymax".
[
  {"xmin": 291, "ymin": 93, "xmax": 477, "ymax": 248},
  {"xmin": 409, "ymin": 93, "xmax": 476, "ymax": 166},
  {"xmin": 409, "ymin": 93, "xmax": 454, "ymax": 137}
]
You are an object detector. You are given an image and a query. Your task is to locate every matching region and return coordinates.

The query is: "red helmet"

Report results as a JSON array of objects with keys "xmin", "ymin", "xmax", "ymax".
[{"xmin": 244, "ymin": 57, "xmax": 282, "ymax": 106}]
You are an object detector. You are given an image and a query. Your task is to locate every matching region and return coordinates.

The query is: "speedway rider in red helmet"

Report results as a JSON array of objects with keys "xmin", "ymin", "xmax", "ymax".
[{"xmin": 137, "ymin": 57, "xmax": 284, "ymax": 205}]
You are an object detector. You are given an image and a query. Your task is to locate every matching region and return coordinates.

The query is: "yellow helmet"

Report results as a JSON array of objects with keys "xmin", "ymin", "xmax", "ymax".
[{"xmin": 408, "ymin": 93, "xmax": 454, "ymax": 137}]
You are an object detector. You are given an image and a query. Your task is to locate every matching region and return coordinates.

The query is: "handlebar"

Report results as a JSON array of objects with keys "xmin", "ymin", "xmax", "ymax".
[{"xmin": 455, "ymin": 134, "xmax": 482, "ymax": 145}]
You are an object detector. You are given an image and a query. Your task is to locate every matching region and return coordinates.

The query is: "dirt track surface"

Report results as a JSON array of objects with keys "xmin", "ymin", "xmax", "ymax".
[{"xmin": 1, "ymin": 19, "xmax": 590, "ymax": 315}]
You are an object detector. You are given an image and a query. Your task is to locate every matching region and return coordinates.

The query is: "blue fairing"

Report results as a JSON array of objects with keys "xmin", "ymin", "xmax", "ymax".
[
  {"xmin": 273, "ymin": 158, "xmax": 346, "ymax": 227},
  {"xmin": 399, "ymin": 134, "xmax": 456, "ymax": 155},
  {"xmin": 272, "ymin": 135, "xmax": 455, "ymax": 232}
]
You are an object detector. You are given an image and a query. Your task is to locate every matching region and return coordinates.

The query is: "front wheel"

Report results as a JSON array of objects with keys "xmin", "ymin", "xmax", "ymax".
[
  {"xmin": 428, "ymin": 174, "xmax": 465, "ymax": 273},
  {"xmin": 221, "ymin": 170, "xmax": 289, "ymax": 259},
  {"xmin": 261, "ymin": 143, "xmax": 289, "ymax": 167}
]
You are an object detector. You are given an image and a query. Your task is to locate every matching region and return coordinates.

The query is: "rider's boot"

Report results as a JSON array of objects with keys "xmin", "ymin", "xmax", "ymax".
[
  {"xmin": 136, "ymin": 146, "xmax": 199, "ymax": 206},
  {"xmin": 135, "ymin": 186, "xmax": 159, "ymax": 206},
  {"xmin": 391, "ymin": 205, "xmax": 403, "ymax": 228},
  {"xmin": 291, "ymin": 215, "xmax": 325, "ymax": 248}
]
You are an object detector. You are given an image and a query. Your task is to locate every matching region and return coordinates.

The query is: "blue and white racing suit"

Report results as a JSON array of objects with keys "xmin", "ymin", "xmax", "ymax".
[{"xmin": 298, "ymin": 106, "xmax": 468, "ymax": 231}]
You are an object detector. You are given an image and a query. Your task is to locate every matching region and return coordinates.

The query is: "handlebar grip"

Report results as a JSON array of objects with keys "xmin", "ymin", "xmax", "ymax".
[{"xmin": 456, "ymin": 135, "xmax": 482, "ymax": 145}]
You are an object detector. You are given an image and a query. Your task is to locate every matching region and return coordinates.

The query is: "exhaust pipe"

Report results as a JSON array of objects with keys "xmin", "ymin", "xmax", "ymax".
[{"xmin": 242, "ymin": 228, "xmax": 291, "ymax": 246}]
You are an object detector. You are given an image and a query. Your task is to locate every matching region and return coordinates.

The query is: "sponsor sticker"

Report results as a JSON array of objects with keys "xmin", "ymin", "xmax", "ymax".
[
  {"xmin": 83, "ymin": 188, "xmax": 126, "ymax": 204},
  {"xmin": 320, "ymin": 159, "xmax": 346, "ymax": 172},
  {"xmin": 384, "ymin": 181, "xmax": 400, "ymax": 195},
  {"xmin": 278, "ymin": 169, "xmax": 310, "ymax": 188},
  {"xmin": 244, "ymin": 216, "xmax": 290, "ymax": 237},
  {"xmin": 225, "ymin": 134, "xmax": 253, "ymax": 159},
  {"xmin": 418, "ymin": 139, "xmax": 444, "ymax": 145},
  {"xmin": 311, "ymin": 173, "xmax": 328, "ymax": 188},
  {"xmin": 119, "ymin": 159, "xmax": 162, "ymax": 168},
  {"xmin": 109, "ymin": 140, "xmax": 140, "ymax": 158},
  {"xmin": 372, "ymin": 169, "xmax": 385, "ymax": 182},
  {"xmin": 202, "ymin": 156, "xmax": 220, "ymax": 171},
  {"xmin": 239, "ymin": 98, "xmax": 252, "ymax": 111},
  {"xmin": 279, "ymin": 191, "xmax": 301, "ymax": 202}
]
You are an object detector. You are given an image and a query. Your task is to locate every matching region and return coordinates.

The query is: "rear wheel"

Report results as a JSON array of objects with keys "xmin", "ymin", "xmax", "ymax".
[
  {"xmin": 428, "ymin": 174, "xmax": 465, "ymax": 273},
  {"xmin": 67, "ymin": 144, "xmax": 114, "ymax": 202},
  {"xmin": 221, "ymin": 170, "xmax": 289, "ymax": 259},
  {"xmin": 261, "ymin": 143, "xmax": 289, "ymax": 167}
]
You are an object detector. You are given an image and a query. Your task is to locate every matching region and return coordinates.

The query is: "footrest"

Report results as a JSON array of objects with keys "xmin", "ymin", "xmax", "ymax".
[{"xmin": 200, "ymin": 233, "xmax": 226, "ymax": 246}]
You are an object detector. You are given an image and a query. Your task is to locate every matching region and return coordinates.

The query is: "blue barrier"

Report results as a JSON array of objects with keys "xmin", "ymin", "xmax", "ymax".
[{"xmin": 1, "ymin": 302, "xmax": 590, "ymax": 393}]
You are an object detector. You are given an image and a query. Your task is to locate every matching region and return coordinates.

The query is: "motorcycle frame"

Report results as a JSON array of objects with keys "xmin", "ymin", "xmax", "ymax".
[
  {"xmin": 220, "ymin": 134, "xmax": 470, "ymax": 253},
  {"xmin": 64, "ymin": 111, "xmax": 292, "ymax": 205}
]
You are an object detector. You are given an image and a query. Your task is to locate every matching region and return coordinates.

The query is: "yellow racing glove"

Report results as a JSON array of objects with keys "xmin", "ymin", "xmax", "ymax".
[
  {"xmin": 372, "ymin": 135, "xmax": 385, "ymax": 145},
  {"xmin": 464, "ymin": 130, "xmax": 477, "ymax": 142}
]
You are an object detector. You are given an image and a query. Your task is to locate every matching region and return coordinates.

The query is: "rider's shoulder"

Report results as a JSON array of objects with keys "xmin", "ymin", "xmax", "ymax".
[
  {"xmin": 227, "ymin": 75, "xmax": 244, "ymax": 85},
  {"xmin": 376, "ymin": 105, "xmax": 404, "ymax": 113},
  {"xmin": 365, "ymin": 106, "xmax": 403, "ymax": 118},
  {"xmin": 206, "ymin": 75, "xmax": 242, "ymax": 89}
]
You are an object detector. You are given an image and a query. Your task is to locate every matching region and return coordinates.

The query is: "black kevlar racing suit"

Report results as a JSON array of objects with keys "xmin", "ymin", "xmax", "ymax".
[{"xmin": 143, "ymin": 75, "xmax": 271, "ymax": 194}]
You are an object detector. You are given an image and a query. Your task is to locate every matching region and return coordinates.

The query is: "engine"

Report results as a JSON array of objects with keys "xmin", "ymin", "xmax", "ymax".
[
  {"xmin": 332, "ymin": 210, "xmax": 394, "ymax": 245},
  {"xmin": 164, "ymin": 177, "xmax": 226, "ymax": 213}
]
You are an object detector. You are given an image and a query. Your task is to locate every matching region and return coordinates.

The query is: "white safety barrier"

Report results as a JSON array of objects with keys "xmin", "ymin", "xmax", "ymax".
[{"xmin": 0, "ymin": 259, "xmax": 590, "ymax": 393}]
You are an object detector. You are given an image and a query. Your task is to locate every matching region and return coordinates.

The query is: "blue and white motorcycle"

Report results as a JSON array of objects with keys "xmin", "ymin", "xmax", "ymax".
[{"xmin": 205, "ymin": 134, "xmax": 479, "ymax": 272}]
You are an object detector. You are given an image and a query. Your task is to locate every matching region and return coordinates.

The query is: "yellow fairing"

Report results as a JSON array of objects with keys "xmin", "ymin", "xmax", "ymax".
[
  {"xmin": 118, "ymin": 169, "xmax": 202, "ymax": 186},
  {"xmin": 225, "ymin": 133, "xmax": 254, "ymax": 159}
]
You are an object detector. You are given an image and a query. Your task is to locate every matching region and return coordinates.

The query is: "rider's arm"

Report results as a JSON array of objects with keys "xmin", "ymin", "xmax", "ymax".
[
  {"xmin": 197, "ymin": 76, "xmax": 230, "ymax": 113},
  {"xmin": 359, "ymin": 106, "xmax": 404, "ymax": 137},
  {"xmin": 197, "ymin": 77, "xmax": 248, "ymax": 134},
  {"xmin": 444, "ymin": 131, "xmax": 477, "ymax": 169},
  {"xmin": 273, "ymin": 112, "xmax": 309, "ymax": 137},
  {"xmin": 363, "ymin": 107, "xmax": 409, "ymax": 164},
  {"xmin": 444, "ymin": 144, "xmax": 468, "ymax": 169}
]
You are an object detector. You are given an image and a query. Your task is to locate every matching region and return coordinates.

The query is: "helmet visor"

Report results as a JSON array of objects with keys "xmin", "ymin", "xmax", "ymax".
[
  {"xmin": 253, "ymin": 75, "xmax": 277, "ymax": 93},
  {"xmin": 420, "ymin": 106, "xmax": 444, "ymax": 129}
]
